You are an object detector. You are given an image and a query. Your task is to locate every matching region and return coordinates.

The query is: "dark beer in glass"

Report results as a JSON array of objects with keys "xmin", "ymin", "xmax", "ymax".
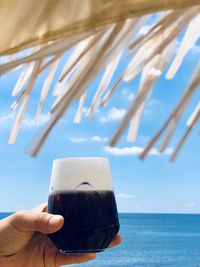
[{"xmin": 48, "ymin": 157, "xmax": 120, "ymax": 254}]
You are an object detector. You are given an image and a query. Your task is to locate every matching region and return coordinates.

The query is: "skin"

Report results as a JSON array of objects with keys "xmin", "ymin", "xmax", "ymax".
[{"xmin": 0, "ymin": 204, "xmax": 121, "ymax": 267}]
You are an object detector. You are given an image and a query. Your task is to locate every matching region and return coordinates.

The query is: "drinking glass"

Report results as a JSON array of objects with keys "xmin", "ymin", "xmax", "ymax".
[{"xmin": 48, "ymin": 157, "xmax": 120, "ymax": 254}]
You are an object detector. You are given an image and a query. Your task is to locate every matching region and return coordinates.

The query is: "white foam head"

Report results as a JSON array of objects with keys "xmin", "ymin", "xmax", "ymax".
[{"xmin": 49, "ymin": 157, "xmax": 113, "ymax": 193}]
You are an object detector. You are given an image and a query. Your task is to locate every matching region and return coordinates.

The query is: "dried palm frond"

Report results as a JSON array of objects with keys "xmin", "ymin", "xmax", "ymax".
[{"xmin": 0, "ymin": 0, "xmax": 200, "ymax": 159}]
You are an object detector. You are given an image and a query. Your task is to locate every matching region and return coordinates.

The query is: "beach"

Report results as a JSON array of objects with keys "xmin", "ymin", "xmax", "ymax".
[{"xmin": 1, "ymin": 213, "xmax": 200, "ymax": 266}]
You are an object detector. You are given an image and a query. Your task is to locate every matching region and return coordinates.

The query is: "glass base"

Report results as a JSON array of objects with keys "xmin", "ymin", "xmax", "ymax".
[{"xmin": 60, "ymin": 248, "xmax": 105, "ymax": 254}]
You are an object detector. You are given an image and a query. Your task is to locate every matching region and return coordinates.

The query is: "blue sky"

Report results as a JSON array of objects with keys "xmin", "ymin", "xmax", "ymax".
[{"xmin": 0, "ymin": 36, "xmax": 199, "ymax": 213}]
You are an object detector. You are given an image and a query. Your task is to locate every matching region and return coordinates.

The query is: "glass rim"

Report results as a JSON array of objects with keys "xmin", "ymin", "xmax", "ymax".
[{"xmin": 53, "ymin": 157, "xmax": 109, "ymax": 163}]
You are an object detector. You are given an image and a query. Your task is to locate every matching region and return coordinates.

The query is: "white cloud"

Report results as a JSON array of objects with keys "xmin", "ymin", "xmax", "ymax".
[
  {"xmin": 82, "ymin": 107, "xmax": 88, "ymax": 114},
  {"xmin": 69, "ymin": 136, "xmax": 108, "ymax": 144},
  {"xmin": 91, "ymin": 136, "xmax": 108, "ymax": 143},
  {"xmin": 122, "ymin": 88, "xmax": 135, "ymax": 101},
  {"xmin": 192, "ymin": 45, "xmax": 200, "ymax": 54},
  {"xmin": 122, "ymin": 88, "xmax": 129, "ymax": 96},
  {"xmin": 128, "ymin": 93, "xmax": 135, "ymax": 101},
  {"xmin": 99, "ymin": 117, "xmax": 107, "ymax": 124},
  {"xmin": 69, "ymin": 137, "xmax": 88, "ymax": 143},
  {"xmin": 105, "ymin": 146, "xmax": 143, "ymax": 156},
  {"xmin": 184, "ymin": 202, "xmax": 196, "ymax": 208},
  {"xmin": 99, "ymin": 108, "xmax": 126, "ymax": 124},
  {"xmin": 0, "ymin": 113, "xmax": 50, "ymax": 127},
  {"xmin": 0, "ymin": 113, "xmax": 14, "ymax": 124},
  {"xmin": 117, "ymin": 193, "xmax": 136, "ymax": 199},
  {"xmin": 0, "ymin": 113, "xmax": 50, "ymax": 130},
  {"xmin": 105, "ymin": 108, "xmax": 126, "ymax": 120},
  {"xmin": 104, "ymin": 146, "xmax": 174, "ymax": 156},
  {"xmin": 164, "ymin": 148, "xmax": 174, "ymax": 155},
  {"xmin": 91, "ymin": 136, "xmax": 102, "ymax": 142},
  {"xmin": 148, "ymin": 99, "xmax": 160, "ymax": 106},
  {"xmin": 144, "ymin": 98, "xmax": 161, "ymax": 114},
  {"xmin": 23, "ymin": 114, "xmax": 50, "ymax": 127}
]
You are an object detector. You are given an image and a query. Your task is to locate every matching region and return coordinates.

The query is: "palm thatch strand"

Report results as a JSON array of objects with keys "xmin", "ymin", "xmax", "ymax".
[{"xmin": 0, "ymin": 1, "xmax": 200, "ymax": 159}]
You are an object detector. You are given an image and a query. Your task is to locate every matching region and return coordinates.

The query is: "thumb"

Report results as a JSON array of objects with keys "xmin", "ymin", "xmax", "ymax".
[{"xmin": 9, "ymin": 211, "xmax": 64, "ymax": 234}]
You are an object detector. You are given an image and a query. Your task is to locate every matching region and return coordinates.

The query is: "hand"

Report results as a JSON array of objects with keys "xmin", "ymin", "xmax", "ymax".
[{"xmin": 0, "ymin": 204, "xmax": 121, "ymax": 267}]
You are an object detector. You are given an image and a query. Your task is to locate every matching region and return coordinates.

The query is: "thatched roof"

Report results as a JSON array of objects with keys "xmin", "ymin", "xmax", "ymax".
[{"xmin": 0, "ymin": 0, "xmax": 200, "ymax": 160}]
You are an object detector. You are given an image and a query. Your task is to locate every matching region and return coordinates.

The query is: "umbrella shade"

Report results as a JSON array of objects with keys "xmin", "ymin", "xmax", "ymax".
[
  {"xmin": 0, "ymin": 0, "xmax": 200, "ymax": 159},
  {"xmin": 1, "ymin": 0, "xmax": 200, "ymax": 56}
]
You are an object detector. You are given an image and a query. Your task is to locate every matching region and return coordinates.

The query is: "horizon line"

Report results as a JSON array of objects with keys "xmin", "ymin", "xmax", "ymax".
[{"xmin": 1, "ymin": 211, "xmax": 200, "ymax": 216}]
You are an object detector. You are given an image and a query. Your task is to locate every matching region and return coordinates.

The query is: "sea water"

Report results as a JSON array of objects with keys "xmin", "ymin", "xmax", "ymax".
[{"xmin": 1, "ymin": 213, "xmax": 200, "ymax": 266}]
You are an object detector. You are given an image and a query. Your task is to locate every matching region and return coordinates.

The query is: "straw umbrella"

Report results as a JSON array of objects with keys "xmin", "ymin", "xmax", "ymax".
[{"xmin": 0, "ymin": 0, "xmax": 200, "ymax": 160}]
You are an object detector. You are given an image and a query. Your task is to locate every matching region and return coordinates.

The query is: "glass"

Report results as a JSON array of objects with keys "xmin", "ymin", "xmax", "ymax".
[{"xmin": 48, "ymin": 157, "xmax": 120, "ymax": 254}]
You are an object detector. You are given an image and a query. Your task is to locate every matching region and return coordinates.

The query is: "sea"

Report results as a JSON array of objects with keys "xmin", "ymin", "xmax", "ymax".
[{"xmin": 1, "ymin": 213, "xmax": 200, "ymax": 267}]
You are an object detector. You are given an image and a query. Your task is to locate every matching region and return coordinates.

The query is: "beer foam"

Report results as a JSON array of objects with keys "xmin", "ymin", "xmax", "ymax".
[{"xmin": 49, "ymin": 157, "xmax": 113, "ymax": 193}]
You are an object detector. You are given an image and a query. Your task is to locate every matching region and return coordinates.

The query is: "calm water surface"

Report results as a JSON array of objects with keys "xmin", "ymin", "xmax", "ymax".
[{"xmin": 1, "ymin": 213, "xmax": 200, "ymax": 266}]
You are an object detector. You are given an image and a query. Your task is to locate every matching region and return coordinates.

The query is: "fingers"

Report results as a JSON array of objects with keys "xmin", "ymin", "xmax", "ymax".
[
  {"xmin": 9, "ymin": 211, "xmax": 64, "ymax": 234},
  {"xmin": 54, "ymin": 234, "xmax": 121, "ymax": 267},
  {"xmin": 55, "ymin": 253, "xmax": 96, "ymax": 266},
  {"xmin": 108, "ymin": 234, "xmax": 122, "ymax": 248}
]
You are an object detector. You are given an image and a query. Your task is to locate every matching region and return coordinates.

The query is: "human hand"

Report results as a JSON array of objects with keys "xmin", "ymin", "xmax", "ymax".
[{"xmin": 0, "ymin": 204, "xmax": 121, "ymax": 267}]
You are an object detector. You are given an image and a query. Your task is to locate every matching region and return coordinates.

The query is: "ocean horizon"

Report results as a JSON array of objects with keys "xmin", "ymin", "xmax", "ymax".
[
  {"xmin": 0, "ymin": 211, "xmax": 200, "ymax": 215},
  {"xmin": 1, "ymin": 212, "xmax": 200, "ymax": 266}
]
